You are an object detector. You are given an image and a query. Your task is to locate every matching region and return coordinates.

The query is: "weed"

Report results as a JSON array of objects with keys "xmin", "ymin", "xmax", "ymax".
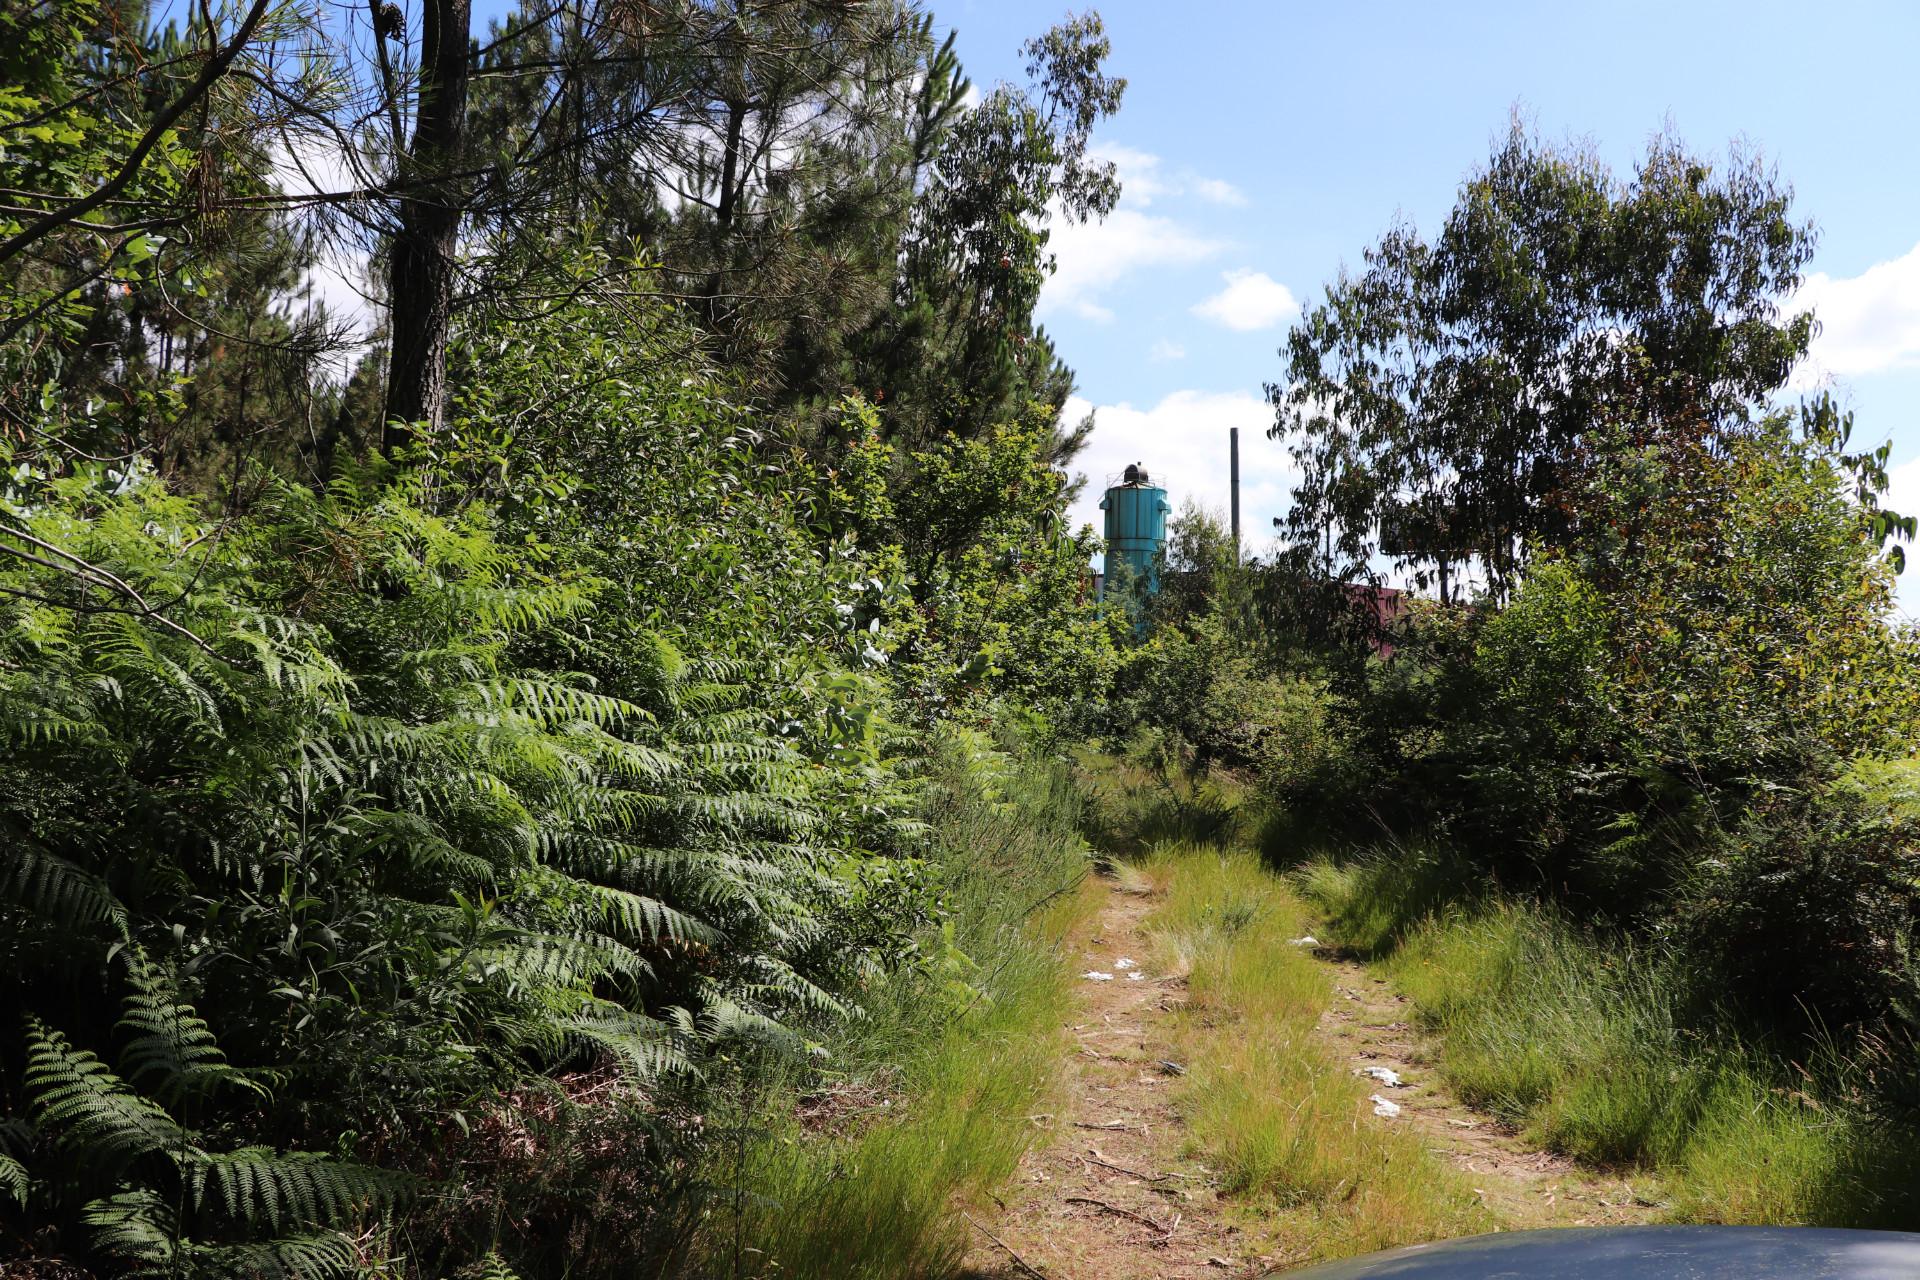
[{"xmin": 704, "ymin": 742, "xmax": 1100, "ymax": 1279}]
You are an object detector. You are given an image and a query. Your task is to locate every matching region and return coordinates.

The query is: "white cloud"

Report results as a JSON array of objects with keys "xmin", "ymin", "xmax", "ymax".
[
  {"xmin": 1062, "ymin": 389, "xmax": 1293, "ymax": 554},
  {"xmin": 1149, "ymin": 339, "xmax": 1186, "ymax": 362},
  {"xmin": 1088, "ymin": 141, "xmax": 1171, "ymax": 206},
  {"xmin": 1086, "ymin": 141, "xmax": 1243, "ymax": 210},
  {"xmin": 1043, "ymin": 207, "xmax": 1223, "ymax": 323},
  {"xmin": 1037, "ymin": 141, "xmax": 1249, "ymax": 324},
  {"xmin": 1792, "ymin": 241, "xmax": 1920, "ymax": 380},
  {"xmin": 1191, "ymin": 268, "xmax": 1298, "ymax": 332},
  {"xmin": 1192, "ymin": 177, "xmax": 1247, "ymax": 207}
]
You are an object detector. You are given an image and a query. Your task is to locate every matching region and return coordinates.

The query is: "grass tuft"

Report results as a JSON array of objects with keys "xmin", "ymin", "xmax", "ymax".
[{"xmin": 707, "ymin": 741, "xmax": 1101, "ymax": 1279}]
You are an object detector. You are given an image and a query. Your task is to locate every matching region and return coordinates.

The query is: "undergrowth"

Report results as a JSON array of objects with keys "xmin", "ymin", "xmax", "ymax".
[
  {"xmin": 705, "ymin": 736, "xmax": 1099, "ymax": 1279},
  {"xmin": 1296, "ymin": 853, "xmax": 1920, "ymax": 1227}
]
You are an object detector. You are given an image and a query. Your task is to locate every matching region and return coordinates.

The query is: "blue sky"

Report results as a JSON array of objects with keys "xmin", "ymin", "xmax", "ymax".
[{"xmin": 933, "ymin": 1, "xmax": 1920, "ymax": 602}]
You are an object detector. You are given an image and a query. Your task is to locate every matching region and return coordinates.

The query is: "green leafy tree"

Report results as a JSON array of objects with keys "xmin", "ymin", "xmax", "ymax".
[
  {"xmin": 1271, "ymin": 123, "xmax": 1816, "ymax": 602},
  {"xmin": 843, "ymin": 13, "xmax": 1124, "ymax": 452}
]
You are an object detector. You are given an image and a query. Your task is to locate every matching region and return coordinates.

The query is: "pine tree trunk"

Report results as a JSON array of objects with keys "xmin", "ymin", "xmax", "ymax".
[{"xmin": 383, "ymin": 0, "xmax": 472, "ymax": 448}]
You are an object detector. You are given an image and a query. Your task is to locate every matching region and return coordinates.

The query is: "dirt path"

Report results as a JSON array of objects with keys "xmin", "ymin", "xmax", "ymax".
[
  {"xmin": 1314, "ymin": 955, "xmax": 1665, "ymax": 1229},
  {"xmin": 960, "ymin": 874, "xmax": 1256, "ymax": 1279},
  {"xmin": 962, "ymin": 877, "xmax": 1661, "ymax": 1280}
]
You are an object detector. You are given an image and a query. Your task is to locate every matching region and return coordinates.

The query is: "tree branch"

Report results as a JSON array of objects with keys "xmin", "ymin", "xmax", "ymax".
[{"xmin": 0, "ymin": 0, "xmax": 275, "ymax": 273}]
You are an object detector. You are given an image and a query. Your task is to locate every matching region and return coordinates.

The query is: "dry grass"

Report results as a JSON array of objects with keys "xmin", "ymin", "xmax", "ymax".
[{"xmin": 1143, "ymin": 842, "xmax": 1494, "ymax": 1263}]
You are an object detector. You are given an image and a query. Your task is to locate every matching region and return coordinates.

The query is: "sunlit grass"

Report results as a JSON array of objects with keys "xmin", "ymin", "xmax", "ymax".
[
  {"xmin": 1144, "ymin": 842, "xmax": 1492, "ymax": 1262},
  {"xmin": 728, "ymin": 880, "xmax": 1099, "ymax": 1279},
  {"xmin": 707, "ymin": 745, "xmax": 1102, "ymax": 1279},
  {"xmin": 1296, "ymin": 852, "xmax": 1920, "ymax": 1229}
]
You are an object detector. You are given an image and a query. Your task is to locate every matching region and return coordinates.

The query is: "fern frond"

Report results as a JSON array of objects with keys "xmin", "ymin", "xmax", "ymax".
[
  {"xmin": 86, "ymin": 1185, "xmax": 363, "ymax": 1280},
  {"xmin": 467, "ymin": 1249, "xmax": 527, "ymax": 1280},
  {"xmin": 191, "ymin": 1230, "xmax": 360, "ymax": 1280},
  {"xmin": 473, "ymin": 933, "xmax": 650, "ymax": 989},
  {"xmin": 0, "ymin": 1151, "xmax": 27, "ymax": 1208},
  {"xmin": 118, "ymin": 953, "xmax": 266, "ymax": 1106},
  {"xmin": 352, "ymin": 809, "xmax": 503, "ymax": 885},
  {"xmin": 0, "ymin": 707, "xmax": 98, "ymax": 747},
  {"xmin": 185, "ymin": 1147, "xmax": 409, "ymax": 1233},
  {"xmin": 1, "ymin": 843, "xmax": 129, "ymax": 935},
  {"xmin": 81, "ymin": 1188, "xmax": 178, "ymax": 1271},
  {"xmin": 570, "ymin": 880, "xmax": 717, "ymax": 945},
  {"xmin": 692, "ymin": 996, "xmax": 801, "ymax": 1049},
  {"xmin": 468, "ymin": 678, "xmax": 646, "ymax": 729},
  {"xmin": 26, "ymin": 1020, "xmax": 183, "ymax": 1170},
  {"xmin": 567, "ymin": 1006, "xmax": 691, "ymax": 1080}
]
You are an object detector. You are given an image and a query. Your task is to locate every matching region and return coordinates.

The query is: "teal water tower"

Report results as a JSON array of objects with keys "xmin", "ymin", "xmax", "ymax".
[{"xmin": 1100, "ymin": 462, "xmax": 1171, "ymax": 596}]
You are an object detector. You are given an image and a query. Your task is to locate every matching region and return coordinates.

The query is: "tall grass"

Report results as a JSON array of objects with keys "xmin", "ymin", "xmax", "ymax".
[
  {"xmin": 1144, "ymin": 843, "xmax": 1492, "ymax": 1261},
  {"xmin": 1073, "ymin": 738, "xmax": 1244, "ymax": 854},
  {"xmin": 1296, "ymin": 853, "xmax": 1920, "ymax": 1227},
  {"xmin": 704, "ymin": 736, "xmax": 1100, "ymax": 1279}
]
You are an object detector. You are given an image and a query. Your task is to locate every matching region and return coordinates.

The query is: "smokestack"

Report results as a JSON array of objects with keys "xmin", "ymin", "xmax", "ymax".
[{"xmin": 1230, "ymin": 427, "xmax": 1242, "ymax": 562}]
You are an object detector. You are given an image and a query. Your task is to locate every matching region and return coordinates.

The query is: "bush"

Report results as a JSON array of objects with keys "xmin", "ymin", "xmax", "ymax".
[
  {"xmin": 1673, "ymin": 769, "xmax": 1920, "ymax": 1033},
  {"xmin": 1274, "ymin": 413, "xmax": 1920, "ymax": 1031}
]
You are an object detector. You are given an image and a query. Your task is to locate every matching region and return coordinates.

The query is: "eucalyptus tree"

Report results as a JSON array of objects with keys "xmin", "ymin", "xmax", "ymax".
[{"xmin": 1270, "ymin": 124, "xmax": 1817, "ymax": 603}]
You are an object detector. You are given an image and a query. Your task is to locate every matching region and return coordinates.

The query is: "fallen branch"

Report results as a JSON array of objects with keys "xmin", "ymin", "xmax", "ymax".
[
  {"xmin": 963, "ymin": 1212, "xmax": 1050, "ymax": 1280},
  {"xmin": 1064, "ymin": 1195, "xmax": 1169, "ymax": 1236},
  {"xmin": 1082, "ymin": 1150, "xmax": 1169, "ymax": 1182}
]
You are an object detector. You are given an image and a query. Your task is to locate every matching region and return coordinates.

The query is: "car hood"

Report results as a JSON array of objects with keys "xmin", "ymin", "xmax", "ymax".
[{"xmin": 1270, "ymin": 1226, "xmax": 1920, "ymax": 1279}]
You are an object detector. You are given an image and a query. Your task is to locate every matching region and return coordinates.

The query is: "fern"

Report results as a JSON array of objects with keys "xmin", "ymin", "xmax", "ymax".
[
  {"xmin": 0, "ymin": 435, "xmax": 931, "ymax": 1273},
  {"xmin": 0, "ymin": 1151, "xmax": 27, "ymax": 1208},
  {"xmin": 118, "ymin": 953, "xmax": 266, "ymax": 1107},
  {"xmin": 79, "ymin": 1188, "xmax": 179, "ymax": 1273},
  {"xmin": 26, "ymin": 1020, "xmax": 185, "ymax": 1171},
  {"xmin": 567, "ymin": 1006, "xmax": 692, "ymax": 1079},
  {"xmin": 82, "ymin": 1188, "xmax": 363, "ymax": 1280},
  {"xmin": 467, "ymin": 1249, "xmax": 528, "ymax": 1280},
  {"xmin": 0, "ymin": 842, "xmax": 129, "ymax": 935},
  {"xmin": 185, "ymin": 1147, "xmax": 409, "ymax": 1233}
]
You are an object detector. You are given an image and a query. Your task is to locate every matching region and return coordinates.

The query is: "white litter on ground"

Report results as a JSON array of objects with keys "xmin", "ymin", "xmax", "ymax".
[
  {"xmin": 1289, "ymin": 935, "xmax": 1320, "ymax": 947},
  {"xmin": 1370, "ymin": 1094, "xmax": 1402, "ymax": 1118},
  {"xmin": 1362, "ymin": 1066, "xmax": 1405, "ymax": 1087},
  {"xmin": 1125, "ymin": 971, "xmax": 1145, "ymax": 981},
  {"xmin": 1114, "ymin": 957, "xmax": 1137, "ymax": 970},
  {"xmin": 1082, "ymin": 971, "xmax": 1114, "ymax": 982}
]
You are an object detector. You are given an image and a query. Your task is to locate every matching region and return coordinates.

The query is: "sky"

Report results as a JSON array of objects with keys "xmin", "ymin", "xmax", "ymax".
[{"xmin": 927, "ymin": 0, "xmax": 1920, "ymax": 605}]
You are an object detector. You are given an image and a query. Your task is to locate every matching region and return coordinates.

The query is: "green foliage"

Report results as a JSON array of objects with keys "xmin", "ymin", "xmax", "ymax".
[
  {"xmin": 0, "ymin": 448, "xmax": 935, "ymax": 1271},
  {"xmin": 1278, "ymin": 401, "xmax": 1920, "ymax": 1030},
  {"xmin": 711, "ymin": 735, "xmax": 1095, "ymax": 1279},
  {"xmin": 1, "ymin": 5, "xmax": 1137, "ymax": 1276},
  {"xmin": 848, "ymin": 14, "xmax": 1126, "ymax": 449},
  {"xmin": 1274, "ymin": 124, "xmax": 1816, "ymax": 600},
  {"xmin": 844, "ymin": 403, "xmax": 1118, "ymax": 723}
]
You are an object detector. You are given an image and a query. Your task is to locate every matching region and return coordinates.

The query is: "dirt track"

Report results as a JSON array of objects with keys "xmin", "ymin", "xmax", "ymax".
[{"xmin": 959, "ymin": 876, "xmax": 1660, "ymax": 1280}]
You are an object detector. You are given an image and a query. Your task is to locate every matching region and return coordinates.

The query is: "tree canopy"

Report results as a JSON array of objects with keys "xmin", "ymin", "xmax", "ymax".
[{"xmin": 1270, "ymin": 124, "xmax": 1816, "ymax": 602}]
